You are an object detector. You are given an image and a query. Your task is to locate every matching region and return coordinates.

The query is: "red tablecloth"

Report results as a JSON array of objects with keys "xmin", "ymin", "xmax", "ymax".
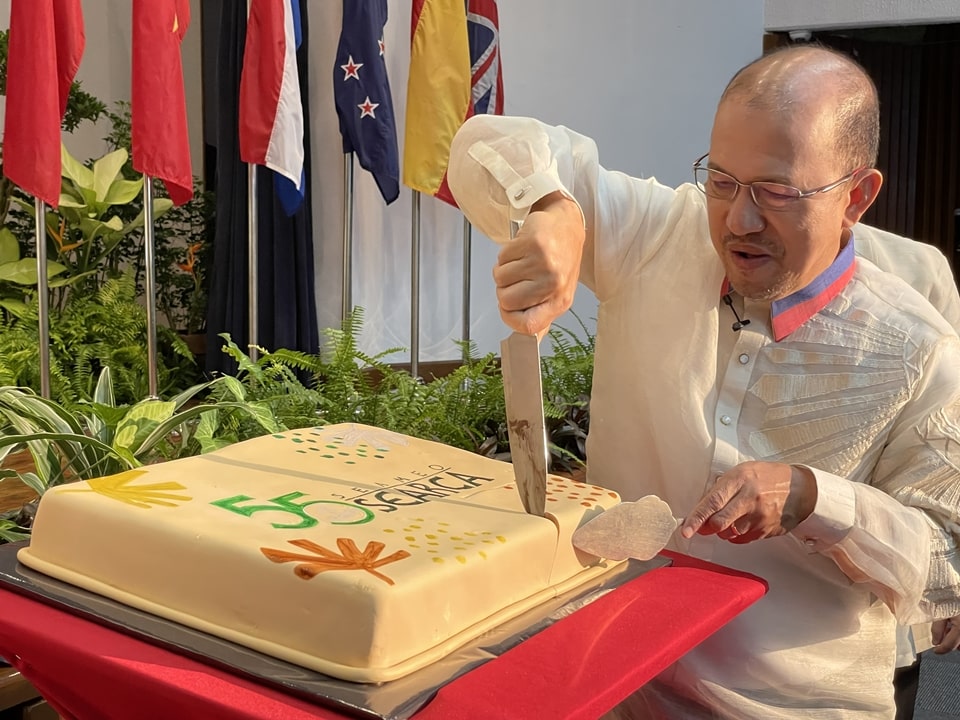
[{"xmin": 0, "ymin": 551, "xmax": 765, "ymax": 720}]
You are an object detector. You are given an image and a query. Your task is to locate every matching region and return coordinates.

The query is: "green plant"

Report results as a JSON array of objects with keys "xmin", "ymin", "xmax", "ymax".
[
  {"xmin": 0, "ymin": 226, "xmax": 69, "ymax": 317},
  {"xmin": 541, "ymin": 313, "xmax": 596, "ymax": 471},
  {"xmin": 11, "ymin": 144, "xmax": 174, "ymax": 307},
  {"xmin": 0, "ymin": 366, "xmax": 282, "ymax": 540},
  {"xmin": 204, "ymin": 309, "xmax": 505, "ymax": 453},
  {"xmin": 209, "ymin": 309, "xmax": 593, "ymax": 469},
  {"xmin": 0, "ymin": 274, "xmax": 201, "ymax": 406}
]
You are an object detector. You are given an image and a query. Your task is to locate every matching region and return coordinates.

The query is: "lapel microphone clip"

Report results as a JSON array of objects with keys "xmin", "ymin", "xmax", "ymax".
[{"xmin": 722, "ymin": 293, "xmax": 751, "ymax": 332}]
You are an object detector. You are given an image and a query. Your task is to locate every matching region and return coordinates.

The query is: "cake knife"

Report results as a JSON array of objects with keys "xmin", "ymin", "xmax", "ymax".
[
  {"xmin": 501, "ymin": 220, "xmax": 548, "ymax": 517},
  {"xmin": 571, "ymin": 495, "xmax": 682, "ymax": 561}
]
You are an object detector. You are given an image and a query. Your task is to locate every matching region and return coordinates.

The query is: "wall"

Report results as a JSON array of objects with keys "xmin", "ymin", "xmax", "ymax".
[
  {"xmin": 765, "ymin": 0, "xmax": 960, "ymax": 31},
  {"xmin": 308, "ymin": 0, "xmax": 765, "ymax": 362}
]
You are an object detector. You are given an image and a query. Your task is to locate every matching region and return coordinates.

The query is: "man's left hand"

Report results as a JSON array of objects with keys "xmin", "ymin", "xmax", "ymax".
[
  {"xmin": 680, "ymin": 461, "xmax": 817, "ymax": 543},
  {"xmin": 933, "ymin": 617, "xmax": 960, "ymax": 654}
]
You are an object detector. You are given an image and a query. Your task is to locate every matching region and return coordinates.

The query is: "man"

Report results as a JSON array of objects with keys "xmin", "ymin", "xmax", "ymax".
[{"xmin": 448, "ymin": 45, "xmax": 960, "ymax": 719}]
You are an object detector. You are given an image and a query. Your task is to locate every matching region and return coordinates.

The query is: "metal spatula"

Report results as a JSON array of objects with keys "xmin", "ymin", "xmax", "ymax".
[{"xmin": 571, "ymin": 495, "xmax": 682, "ymax": 561}]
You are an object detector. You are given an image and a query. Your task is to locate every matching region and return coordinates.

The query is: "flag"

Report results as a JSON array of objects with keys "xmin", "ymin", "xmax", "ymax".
[
  {"xmin": 239, "ymin": 0, "xmax": 305, "ymax": 215},
  {"xmin": 131, "ymin": 0, "xmax": 194, "ymax": 206},
  {"xmin": 467, "ymin": 0, "xmax": 503, "ymax": 116},
  {"xmin": 402, "ymin": 0, "xmax": 470, "ymax": 204},
  {"xmin": 403, "ymin": 0, "xmax": 503, "ymax": 206},
  {"xmin": 2, "ymin": 0, "xmax": 85, "ymax": 207},
  {"xmin": 333, "ymin": 0, "xmax": 400, "ymax": 205}
]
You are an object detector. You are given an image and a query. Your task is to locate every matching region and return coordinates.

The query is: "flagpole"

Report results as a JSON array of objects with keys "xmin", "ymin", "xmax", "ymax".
[
  {"xmin": 461, "ymin": 216, "xmax": 472, "ymax": 362},
  {"xmin": 410, "ymin": 190, "xmax": 421, "ymax": 378},
  {"xmin": 34, "ymin": 198, "xmax": 51, "ymax": 399},
  {"xmin": 248, "ymin": 164, "xmax": 259, "ymax": 362},
  {"xmin": 342, "ymin": 152, "xmax": 354, "ymax": 324},
  {"xmin": 244, "ymin": 0, "xmax": 258, "ymax": 364},
  {"xmin": 142, "ymin": 177, "xmax": 159, "ymax": 398}
]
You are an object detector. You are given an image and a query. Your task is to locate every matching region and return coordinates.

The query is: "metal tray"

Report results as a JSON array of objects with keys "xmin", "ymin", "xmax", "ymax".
[{"xmin": 0, "ymin": 542, "xmax": 669, "ymax": 719}]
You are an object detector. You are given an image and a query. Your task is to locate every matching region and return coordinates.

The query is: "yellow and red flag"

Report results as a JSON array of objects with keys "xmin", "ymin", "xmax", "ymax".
[
  {"xmin": 402, "ymin": 0, "xmax": 472, "ymax": 206},
  {"xmin": 2, "ymin": 0, "xmax": 85, "ymax": 207},
  {"xmin": 131, "ymin": 0, "xmax": 194, "ymax": 206}
]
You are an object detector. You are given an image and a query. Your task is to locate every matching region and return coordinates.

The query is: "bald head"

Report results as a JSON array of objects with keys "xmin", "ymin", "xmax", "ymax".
[{"xmin": 720, "ymin": 46, "xmax": 879, "ymax": 172}]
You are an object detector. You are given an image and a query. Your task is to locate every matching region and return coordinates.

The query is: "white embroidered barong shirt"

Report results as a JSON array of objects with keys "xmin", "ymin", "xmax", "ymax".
[{"xmin": 448, "ymin": 115, "xmax": 960, "ymax": 720}]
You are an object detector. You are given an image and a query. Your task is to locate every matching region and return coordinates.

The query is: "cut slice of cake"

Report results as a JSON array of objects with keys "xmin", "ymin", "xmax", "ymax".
[{"xmin": 18, "ymin": 423, "xmax": 623, "ymax": 682}]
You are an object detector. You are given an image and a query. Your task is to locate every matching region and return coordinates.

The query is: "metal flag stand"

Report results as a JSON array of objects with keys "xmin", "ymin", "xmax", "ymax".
[
  {"xmin": 461, "ymin": 216, "xmax": 472, "ymax": 361},
  {"xmin": 34, "ymin": 198, "xmax": 51, "ymax": 399},
  {"xmin": 410, "ymin": 190, "xmax": 421, "ymax": 379},
  {"xmin": 247, "ymin": 163, "xmax": 259, "ymax": 362},
  {"xmin": 342, "ymin": 153, "xmax": 354, "ymax": 324},
  {"xmin": 141, "ymin": 177, "xmax": 160, "ymax": 398}
]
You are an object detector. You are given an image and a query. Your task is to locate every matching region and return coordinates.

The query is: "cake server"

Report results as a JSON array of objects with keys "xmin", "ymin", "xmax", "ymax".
[
  {"xmin": 501, "ymin": 220, "xmax": 548, "ymax": 517},
  {"xmin": 571, "ymin": 495, "xmax": 681, "ymax": 561}
]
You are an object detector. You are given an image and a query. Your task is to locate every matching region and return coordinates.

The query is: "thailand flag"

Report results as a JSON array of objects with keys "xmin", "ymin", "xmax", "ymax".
[
  {"xmin": 467, "ymin": 0, "xmax": 503, "ymax": 116},
  {"xmin": 239, "ymin": 0, "xmax": 305, "ymax": 215}
]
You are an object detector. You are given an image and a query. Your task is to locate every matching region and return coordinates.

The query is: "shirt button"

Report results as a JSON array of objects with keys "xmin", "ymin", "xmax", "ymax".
[
  {"xmin": 739, "ymin": 353, "xmax": 750, "ymax": 365},
  {"xmin": 804, "ymin": 539, "xmax": 816, "ymax": 547},
  {"xmin": 720, "ymin": 415, "xmax": 732, "ymax": 425}
]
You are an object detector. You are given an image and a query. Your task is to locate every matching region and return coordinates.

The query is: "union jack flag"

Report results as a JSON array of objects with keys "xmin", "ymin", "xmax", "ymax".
[{"xmin": 467, "ymin": 0, "xmax": 503, "ymax": 116}]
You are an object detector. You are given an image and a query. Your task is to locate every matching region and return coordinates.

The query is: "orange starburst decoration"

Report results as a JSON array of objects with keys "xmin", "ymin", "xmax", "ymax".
[{"xmin": 261, "ymin": 538, "xmax": 411, "ymax": 586}]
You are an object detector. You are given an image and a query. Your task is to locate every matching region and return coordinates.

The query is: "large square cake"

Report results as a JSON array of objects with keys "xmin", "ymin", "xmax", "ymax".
[{"xmin": 18, "ymin": 423, "xmax": 623, "ymax": 682}]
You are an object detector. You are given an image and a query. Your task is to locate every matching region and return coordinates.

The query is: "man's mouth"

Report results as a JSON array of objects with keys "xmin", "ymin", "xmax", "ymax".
[{"xmin": 732, "ymin": 249, "xmax": 767, "ymax": 259}]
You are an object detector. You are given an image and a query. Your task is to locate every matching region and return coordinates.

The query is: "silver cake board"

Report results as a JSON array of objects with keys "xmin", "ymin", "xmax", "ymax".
[{"xmin": 0, "ymin": 541, "xmax": 670, "ymax": 719}]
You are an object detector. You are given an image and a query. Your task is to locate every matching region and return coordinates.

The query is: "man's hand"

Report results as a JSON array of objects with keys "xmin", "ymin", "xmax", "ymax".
[
  {"xmin": 680, "ymin": 462, "xmax": 818, "ymax": 543},
  {"xmin": 933, "ymin": 617, "xmax": 960, "ymax": 654},
  {"xmin": 493, "ymin": 191, "xmax": 585, "ymax": 336}
]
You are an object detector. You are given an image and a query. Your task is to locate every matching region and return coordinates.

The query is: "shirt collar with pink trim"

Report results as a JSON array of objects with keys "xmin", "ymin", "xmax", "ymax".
[{"xmin": 720, "ymin": 239, "xmax": 857, "ymax": 341}]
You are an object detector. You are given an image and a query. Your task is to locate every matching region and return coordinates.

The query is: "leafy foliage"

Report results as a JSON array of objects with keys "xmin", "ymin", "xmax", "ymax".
[
  {"xmin": 542, "ymin": 314, "xmax": 595, "ymax": 471},
  {"xmin": 0, "ymin": 275, "xmax": 201, "ymax": 406},
  {"xmin": 206, "ymin": 309, "xmax": 592, "ymax": 469},
  {"xmin": 202, "ymin": 309, "xmax": 507, "ymax": 455},
  {"xmin": 6, "ymin": 144, "xmax": 175, "ymax": 310}
]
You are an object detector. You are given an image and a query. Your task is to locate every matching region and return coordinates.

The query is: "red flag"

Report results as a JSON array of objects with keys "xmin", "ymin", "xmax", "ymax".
[
  {"xmin": 2, "ymin": 0, "xmax": 85, "ymax": 207},
  {"xmin": 131, "ymin": 0, "xmax": 194, "ymax": 206}
]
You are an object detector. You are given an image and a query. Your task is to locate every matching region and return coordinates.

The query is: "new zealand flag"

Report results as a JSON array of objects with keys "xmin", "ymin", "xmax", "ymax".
[
  {"xmin": 467, "ymin": 0, "xmax": 503, "ymax": 116},
  {"xmin": 333, "ymin": 0, "xmax": 400, "ymax": 204}
]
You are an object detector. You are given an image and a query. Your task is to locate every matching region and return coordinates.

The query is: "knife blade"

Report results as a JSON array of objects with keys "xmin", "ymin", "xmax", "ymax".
[
  {"xmin": 500, "ymin": 218, "xmax": 548, "ymax": 516},
  {"xmin": 501, "ymin": 331, "xmax": 548, "ymax": 516}
]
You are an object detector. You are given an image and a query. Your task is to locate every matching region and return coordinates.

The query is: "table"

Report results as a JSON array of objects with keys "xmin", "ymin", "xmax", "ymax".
[{"xmin": 0, "ymin": 551, "xmax": 765, "ymax": 720}]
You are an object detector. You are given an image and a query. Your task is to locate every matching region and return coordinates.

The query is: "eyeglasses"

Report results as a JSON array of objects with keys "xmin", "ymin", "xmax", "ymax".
[{"xmin": 692, "ymin": 153, "xmax": 862, "ymax": 211}]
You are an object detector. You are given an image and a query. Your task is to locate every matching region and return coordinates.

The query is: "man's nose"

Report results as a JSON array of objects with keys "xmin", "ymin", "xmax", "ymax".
[{"xmin": 725, "ymin": 187, "xmax": 766, "ymax": 236}]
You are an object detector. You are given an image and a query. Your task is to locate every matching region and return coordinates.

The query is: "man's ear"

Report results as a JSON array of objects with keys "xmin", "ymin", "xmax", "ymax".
[{"xmin": 842, "ymin": 169, "xmax": 883, "ymax": 227}]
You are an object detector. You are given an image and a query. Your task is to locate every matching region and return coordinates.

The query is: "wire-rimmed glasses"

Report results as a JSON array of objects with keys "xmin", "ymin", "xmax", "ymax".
[{"xmin": 692, "ymin": 153, "xmax": 862, "ymax": 211}]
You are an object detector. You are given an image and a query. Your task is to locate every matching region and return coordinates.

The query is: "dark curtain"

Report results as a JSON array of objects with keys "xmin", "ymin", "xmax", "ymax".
[{"xmin": 204, "ymin": 0, "xmax": 319, "ymax": 376}]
